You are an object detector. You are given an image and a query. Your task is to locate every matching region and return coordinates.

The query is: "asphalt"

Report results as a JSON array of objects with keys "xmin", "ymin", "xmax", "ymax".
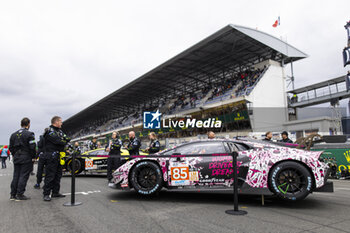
[{"xmin": 1, "ymin": 161, "xmax": 350, "ymax": 233}]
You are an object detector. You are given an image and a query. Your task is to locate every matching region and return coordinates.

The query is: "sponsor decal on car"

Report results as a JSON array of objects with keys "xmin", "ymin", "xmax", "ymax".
[{"xmin": 85, "ymin": 158, "xmax": 96, "ymax": 170}]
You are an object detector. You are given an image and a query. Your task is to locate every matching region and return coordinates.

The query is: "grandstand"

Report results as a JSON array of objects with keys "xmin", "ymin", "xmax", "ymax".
[{"xmin": 63, "ymin": 24, "xmax": 307, "ymax": 143}]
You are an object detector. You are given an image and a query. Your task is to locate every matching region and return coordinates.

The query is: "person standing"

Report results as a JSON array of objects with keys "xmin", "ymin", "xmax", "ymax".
[
  {"xmin": 33, "ymin": 128, "xmax": 49, "ymax": 189},
  {"xmin": 42, "ymin": 116, "xmax": 70, "ymax": 201},
  {"xmin": 72, "ymin": 142, "xmax": 82, "ymax": 155},
  {"xmin": 207, "ymin": 131, "xmax": 216, "ymax": 139},
  {"xmin": 263, "ymin": 131, "xmax": 273, "ymax": 141},
  {"xmin": 106, "ymin": 131, "xmax": 122, "ymax": 182},
  {"xmin": 146, "ymin": 132, "xmax": 160, "ymax": 154},
  {"xmin": 9, "ymin": 117, "xmax": 37, "ymax": 200},
  {"xmin": 126, "ymin": 131, "xmax": 141, "ymax": 156},
  {"xmin": 1, "ymin": 145, "xmax": 10, "ymax": 169},
  {"xmin": 89, "ymin": 138, "xmax": 98, "ymax": 150},
  {"xmin": 278, "ymin": 131, "xmax": 293, "ymax": 143}
]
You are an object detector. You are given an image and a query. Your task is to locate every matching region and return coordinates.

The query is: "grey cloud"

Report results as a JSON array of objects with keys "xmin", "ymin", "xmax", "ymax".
[{"xmin": 0, "ymin": 0, "xmax": 349, "ymax": 144}]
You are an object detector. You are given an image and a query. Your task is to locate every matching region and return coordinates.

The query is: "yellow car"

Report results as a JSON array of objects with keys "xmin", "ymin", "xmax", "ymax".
[{"xmin": 65, "ymin": 148, "xmax": 148, "ymax": 175}]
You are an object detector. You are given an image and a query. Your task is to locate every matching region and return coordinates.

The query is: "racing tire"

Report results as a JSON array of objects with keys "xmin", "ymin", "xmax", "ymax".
[
  {"xmin": 67, "ymin": 158, "xmax": 83, "ymax": 175},
  {"xmin": 130, "ymin": 161, "xmax": 163, "ymax": 195},
  {"xmin": 268, "ymin": 161, "xmax": 313, "ymax": 201}
]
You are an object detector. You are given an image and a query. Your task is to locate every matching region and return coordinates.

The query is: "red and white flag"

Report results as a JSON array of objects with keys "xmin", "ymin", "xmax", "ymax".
[{"xmin": 272, "ymin": 16, "xmax": 280, "ymax": 28}]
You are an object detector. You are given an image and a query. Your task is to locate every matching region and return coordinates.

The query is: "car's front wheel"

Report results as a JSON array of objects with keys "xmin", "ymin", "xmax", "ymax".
[
  {"xmin": 269, "ymin": 161, "xmax": 313, "ymax": 201},
  {"xmin": 130, "ymin": 161, "xmax": 163, "ymax": 195}
]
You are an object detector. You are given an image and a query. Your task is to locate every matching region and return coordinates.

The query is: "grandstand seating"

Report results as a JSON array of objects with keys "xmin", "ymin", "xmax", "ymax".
[{"xmin": 73, "ymin": 65, "xmax": 268, "ymax": 138}]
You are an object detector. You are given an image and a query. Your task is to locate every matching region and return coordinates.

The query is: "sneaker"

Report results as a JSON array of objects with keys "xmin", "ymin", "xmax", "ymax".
[
  {"xmin": 51, "ymin": 193, "xmax": 66, "ymax": 198},
  {"xmin": 33, "ymin": 184, "xmax": 40, "ymax": 189},
  {"xmin": 10, "ymin": 195, "xmax": 17, "ymax": 201},
  {"xmin": 16, "ymin": 194, "xmax": 30, "ymax": 200},
  {"xmin": 43, "ymin": 195, "xmax": 51, "ymax": 201}
]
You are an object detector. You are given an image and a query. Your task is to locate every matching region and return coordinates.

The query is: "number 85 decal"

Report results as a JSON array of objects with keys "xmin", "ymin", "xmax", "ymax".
[{"xmin": 171, "ymin": 167, "xmax": 189, "ymax": 180}]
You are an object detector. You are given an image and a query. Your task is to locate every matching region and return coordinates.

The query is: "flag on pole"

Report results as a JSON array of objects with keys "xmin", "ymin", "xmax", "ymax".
[{"xmin": 272, "ymin": 16, "xmax": 280, "ymax": 28}]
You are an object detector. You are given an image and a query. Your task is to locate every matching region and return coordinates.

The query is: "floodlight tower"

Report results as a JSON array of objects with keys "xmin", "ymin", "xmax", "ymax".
[{"xmin": 344, "ymin": 21, "xmax": 350, "ymax": 116}]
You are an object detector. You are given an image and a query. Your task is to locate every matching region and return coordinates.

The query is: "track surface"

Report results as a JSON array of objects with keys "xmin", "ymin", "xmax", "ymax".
[{"xmin": 1, "ymin": 162, "xmax": 349, "ymax": 233}]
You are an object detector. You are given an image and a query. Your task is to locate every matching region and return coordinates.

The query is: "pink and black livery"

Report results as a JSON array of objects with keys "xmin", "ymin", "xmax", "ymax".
[{"xmin": 109, "ymin": 139, "xmax": 333, "ymax": 201}]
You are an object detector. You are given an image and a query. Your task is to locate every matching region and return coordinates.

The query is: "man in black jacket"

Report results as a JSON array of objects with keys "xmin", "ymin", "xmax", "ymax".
[
  {"xmin": 89, "ymin": 138, "xmax": 98, "ymax": 151},
  {"xmin": 42, "ymin": 116, "xmax": 70, "ymax": 201},
  {"xmin": 9, "ymin": 117, "xmax": 36, "ymax": 200},
  {"xmin": 279, "ymin": 131, "xmax": 293, "ymax": 143},
  {"xmin": 106, "ymin": 131, "xmax": 122, "ymax": 182},
  {"xmin": 127, "ymin": 131, "xmax": 141, "ymax": 155}
]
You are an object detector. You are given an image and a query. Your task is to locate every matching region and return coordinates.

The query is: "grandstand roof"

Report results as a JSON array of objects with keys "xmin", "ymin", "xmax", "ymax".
[{"xmin": 63, "ymin": 24, "xmax": 308, "ymax": 132}]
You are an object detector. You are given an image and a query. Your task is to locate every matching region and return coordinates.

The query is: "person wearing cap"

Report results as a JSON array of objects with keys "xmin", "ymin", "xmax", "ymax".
[{"xmin": 279, "ymin": 131, "xmax": 293, "ymax": 143}]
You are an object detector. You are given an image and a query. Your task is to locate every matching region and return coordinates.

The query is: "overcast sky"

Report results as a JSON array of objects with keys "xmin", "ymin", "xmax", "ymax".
[{"xmin": 0, "ymin": 0, "xmax": 348, "ymax": 144}]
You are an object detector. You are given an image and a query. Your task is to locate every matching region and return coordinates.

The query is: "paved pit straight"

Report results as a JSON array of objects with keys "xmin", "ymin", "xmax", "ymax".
[{"xmin": 0, "ymin": 162, "xmax": 349, "ymax": 233}]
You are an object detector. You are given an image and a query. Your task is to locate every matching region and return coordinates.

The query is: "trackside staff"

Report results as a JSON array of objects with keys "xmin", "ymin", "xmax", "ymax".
[
  {"xmin": 146, "ymin": 132, "xmax": 160, "ymax": 154},
  {"xmin": 208, "ymin": 131, "xmax": 216, "ymax": 139},
  {"xmin": 42, "ymin": 116, "xmax": 70, "ymax": 201},
  {"xmin": 9, "ymin": 117, "xmax": 37, "ymax": 201},
  {"xmin": 34, "ymin": 128, "xmax": 49, "ymax": 189},
  {"xmin": 89, "ymin": 138, "xmax": 98, "ymax": 150},
  {"xmin": 127, "ymin": 131, "xmax": 141, "ymax": 155},
  {"xmin": 106, "ymin": 131, "xmax": 122, "ymax": 182}
]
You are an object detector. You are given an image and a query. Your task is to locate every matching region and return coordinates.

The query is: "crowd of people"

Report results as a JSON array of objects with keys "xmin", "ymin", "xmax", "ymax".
[{"xmin": 70, "ymin": 66, "xmax": 267, "ymax": 139}]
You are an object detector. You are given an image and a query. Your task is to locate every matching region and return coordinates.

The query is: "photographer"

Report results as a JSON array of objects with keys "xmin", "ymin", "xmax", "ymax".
[{"xmin": 42, "ymin": 116, "xmax": 70, "ymax": 201}]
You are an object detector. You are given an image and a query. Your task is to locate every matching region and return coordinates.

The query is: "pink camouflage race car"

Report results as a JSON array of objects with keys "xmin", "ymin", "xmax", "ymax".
[{"xmin": 109, "ymin": 139, "xmax": 333, "ymax": 201}]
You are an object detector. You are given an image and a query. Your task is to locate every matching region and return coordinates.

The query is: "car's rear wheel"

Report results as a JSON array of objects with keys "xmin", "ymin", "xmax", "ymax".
[
  {"xmin": 67, "ymin": 158, "xmax": 83, "ymax": 175},
  {"xmin": 269, "ymin": 161, "xmax": 313, "ymax": 201},
  {"xmin": 130, "ymin": 161, "xmax": 162, "ymax": 195}
]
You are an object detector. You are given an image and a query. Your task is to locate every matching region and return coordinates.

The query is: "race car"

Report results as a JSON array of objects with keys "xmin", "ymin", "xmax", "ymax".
[
  {"xmin": 65, "ymin": 148, "xmax": 148, "ymax": 175},
  {"xmin": 109, "ymin": 139, "xmax": 333, "ymax": 201}
]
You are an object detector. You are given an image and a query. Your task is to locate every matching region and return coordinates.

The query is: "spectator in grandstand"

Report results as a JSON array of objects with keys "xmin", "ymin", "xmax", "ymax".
[
  {"xmin": 88, "ymin": 138, "xmax": 98, "ymax": 150},
  {"xmin": 146, "ymin": 132, "xmax": 160, "ymax": 154},
  {"xmin": 279, "ymin": 131, "xmax": 293, "ymax": 143},
  {"xmin": 96, "ymin": 141, "xmax": 102, "ymax": 149},
  {"xmin": 208, "ymin": 131, "xmax": 216, "ymax": 139},
  {"xmin": 263, "ymin": 131, "xmax": 273, "ymax": 141},
  {"xmin": 127, "ymin": 131, "xmax": 141, "ymax": 155},
  {"xmin": 1, "ymin": 145, "xmax": 10, "ymax": 169}
]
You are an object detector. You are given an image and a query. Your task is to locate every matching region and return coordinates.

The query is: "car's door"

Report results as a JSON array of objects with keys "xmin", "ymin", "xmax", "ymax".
[
  {"xmin": 166, "ymin": 141, "xmax": 229, "ymax": 187},
  {"xmin": 225, "ymin": 142, "xmax": 251, "ymax": 182}
]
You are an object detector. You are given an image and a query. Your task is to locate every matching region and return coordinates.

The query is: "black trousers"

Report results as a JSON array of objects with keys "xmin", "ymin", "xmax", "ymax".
[
  {"xmin": 36, "ymin": 156, "xmax": 45, "ymax": 184},
  {"xmin": 107, "ymin": 155, "xmax": 120, "ymax": 181},
  {"xmin": 10, "ymin": 162, "xmax": 33, "ymax": 195},
  {"xmin": 1, "ymin": 157, "xmax": 7, "ymax": 168},
  {"xmin": 42, "ymin": 152, "xmax": 62, "ymax": 196}
]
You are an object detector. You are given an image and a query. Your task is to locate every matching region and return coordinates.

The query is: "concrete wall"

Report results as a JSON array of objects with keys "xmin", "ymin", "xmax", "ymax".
[{"xmin": 247, "ymin": 60, "xmax": 288, "ymax": 133}]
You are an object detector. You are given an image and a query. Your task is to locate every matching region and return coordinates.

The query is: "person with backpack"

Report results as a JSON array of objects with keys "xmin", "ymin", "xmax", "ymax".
[
  {"xmin": 1, "ymin": 145, "xmax": 10, "ymax": 169},
  {"xmin": 9, "ymin": 117, "xmax": 37, "ymax": 201}
]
